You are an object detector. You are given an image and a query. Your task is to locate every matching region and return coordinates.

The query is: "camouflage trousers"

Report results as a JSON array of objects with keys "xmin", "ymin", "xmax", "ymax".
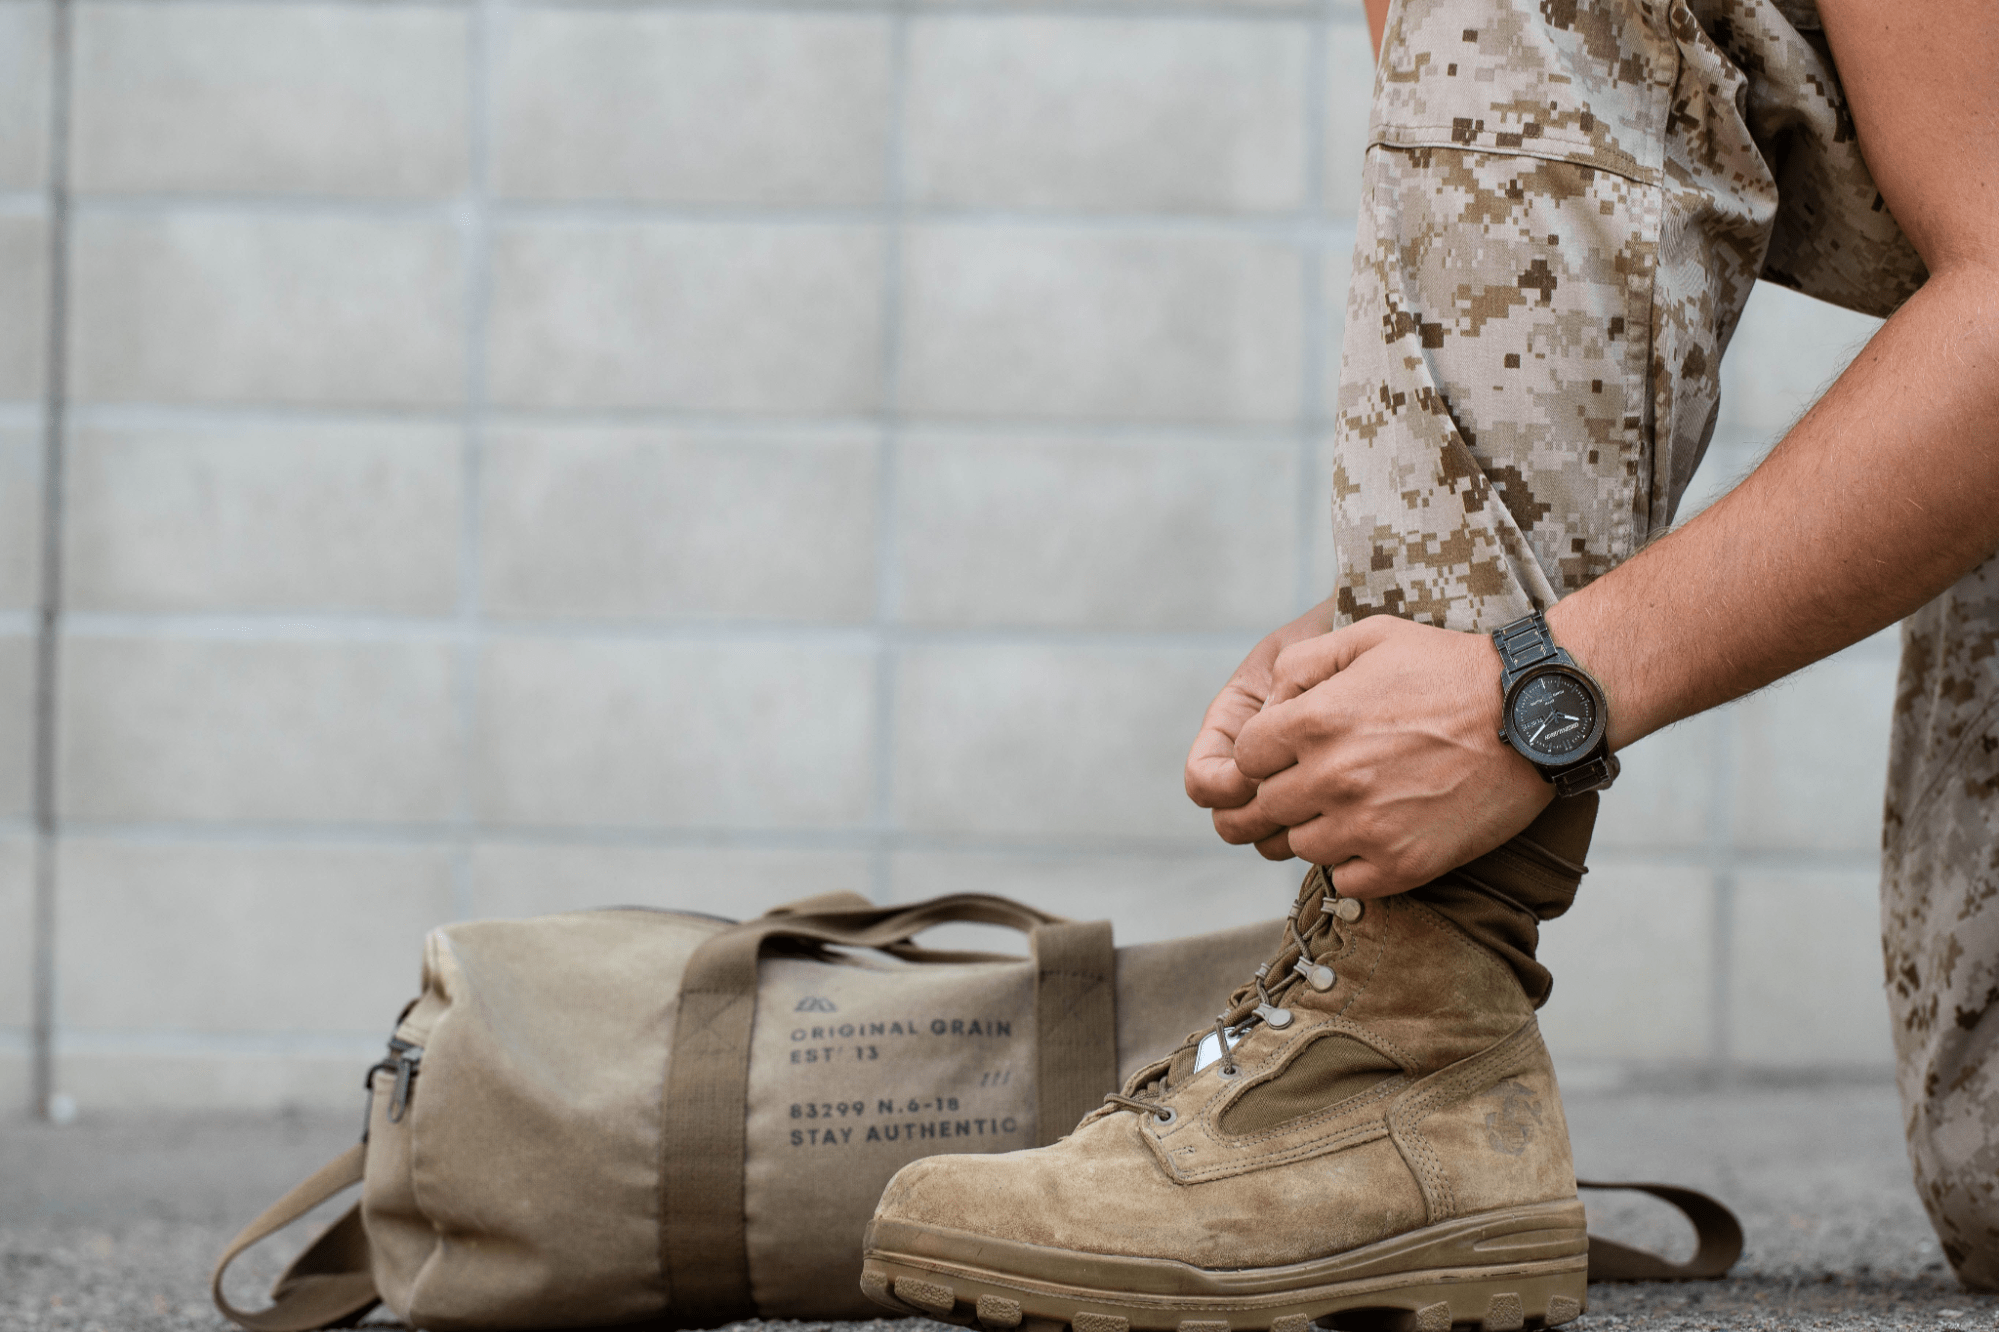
[{"xmin": 1338, "ymin": 0, "xmax": 1999, "ymax": 1287}]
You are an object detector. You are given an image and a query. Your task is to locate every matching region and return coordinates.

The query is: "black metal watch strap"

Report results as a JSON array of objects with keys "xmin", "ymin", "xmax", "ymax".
[
  {"xmin": 1551, "ymin": 754, "xmax": 1621, "ymax": 799},
  {"xmin": 1492, "ymin": 611, "xmax": 1567, "ymax": 689}
]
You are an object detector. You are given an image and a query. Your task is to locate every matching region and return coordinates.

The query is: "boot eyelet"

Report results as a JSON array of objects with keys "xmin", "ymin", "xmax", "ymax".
[
  {"xmin": 1152, "ymin": 1107, "xmax": 1177, "ymax": 1128},
  {"xmin": 1293, "ymin": 958, "xmax": 1336, "ymax": 991}
]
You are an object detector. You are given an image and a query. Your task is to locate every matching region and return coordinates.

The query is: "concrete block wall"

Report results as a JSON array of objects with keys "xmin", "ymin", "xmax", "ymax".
[{"xmin": 0, "ymin": 0, "xmax": 1896, "ymax": 1113}]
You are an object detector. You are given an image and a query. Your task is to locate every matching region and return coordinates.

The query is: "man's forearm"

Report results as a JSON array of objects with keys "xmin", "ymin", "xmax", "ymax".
[{"xmin": 1550, "ymin": 261, "xmax": 1999, "ymax": 752}]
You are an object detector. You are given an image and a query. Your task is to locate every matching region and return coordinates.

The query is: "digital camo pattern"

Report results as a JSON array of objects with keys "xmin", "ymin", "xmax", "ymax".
[
  {"xmin": 1329, "ymin": 0, "xmax": 1922, "ymax": 634},
  {"xmin": 1332, "ymin": 0, "xmax": 1986, "ymax": 1287},
  {"xmin": 1885, "ymin": 560, "xmax": 1999, "ymax": 1289},
  {"xmin": 1330, "ymin": 145, "xmax": 1655, "ymax": 629}
]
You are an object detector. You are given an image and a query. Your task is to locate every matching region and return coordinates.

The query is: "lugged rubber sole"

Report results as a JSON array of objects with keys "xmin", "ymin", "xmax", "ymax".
[{"xmin": 860, "ymin": 1200, "xmax": 1589, "ymax": 1332}]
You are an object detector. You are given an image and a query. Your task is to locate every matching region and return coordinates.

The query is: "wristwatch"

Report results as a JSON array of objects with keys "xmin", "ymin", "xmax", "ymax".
[{"xmin": 1491, "ymin": 611, "xmax": 1620, "ymax": 798}]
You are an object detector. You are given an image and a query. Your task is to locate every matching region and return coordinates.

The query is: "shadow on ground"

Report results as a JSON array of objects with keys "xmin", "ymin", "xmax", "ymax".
[{"xmin": 2, "ymin": 1082, "xmax": 1989, "ymax": 1331}]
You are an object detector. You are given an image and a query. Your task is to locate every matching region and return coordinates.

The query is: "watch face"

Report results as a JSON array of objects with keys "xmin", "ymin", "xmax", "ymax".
[{"xmin": 1507, "ymin": 672, "xmax": 1598, "ymax": 758}]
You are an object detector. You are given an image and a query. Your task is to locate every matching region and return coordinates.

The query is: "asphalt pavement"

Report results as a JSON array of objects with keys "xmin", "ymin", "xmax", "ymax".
[{"xmin": 1, "ymin": 1080, "xmax": 1987, "ymax": 1331}]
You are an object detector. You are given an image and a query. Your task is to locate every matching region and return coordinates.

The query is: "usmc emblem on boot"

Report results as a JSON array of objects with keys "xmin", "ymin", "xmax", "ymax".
[{"xmin": 1484, "ymin": 1080, "xmax": 1545, "ymax": 1156}]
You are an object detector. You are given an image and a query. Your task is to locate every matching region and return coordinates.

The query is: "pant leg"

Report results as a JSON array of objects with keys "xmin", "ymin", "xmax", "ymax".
[
  {"xmin": 1334, "ymin": 0, "xmax": 1920, "ymax": 1000},
  {"xmin": 1885, "ymin": 565, "xmax": 1999, "ymax": 1289}
]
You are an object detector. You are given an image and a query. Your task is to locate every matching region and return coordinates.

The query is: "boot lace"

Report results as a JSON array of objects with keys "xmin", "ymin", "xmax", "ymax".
[
  {"xmin": 1100, "ymin": 869, "xmax": 1361, "ymax": 1113},
  {"xmin": 1103, "ymin": 1091, "xmax": 1175, "ymax": 1125}
]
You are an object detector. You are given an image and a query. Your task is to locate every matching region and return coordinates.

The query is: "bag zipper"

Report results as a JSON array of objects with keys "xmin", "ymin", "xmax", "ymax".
[{"xmin": 361, "ymin": 1036, "xmax": 424, "ymax": 1140}]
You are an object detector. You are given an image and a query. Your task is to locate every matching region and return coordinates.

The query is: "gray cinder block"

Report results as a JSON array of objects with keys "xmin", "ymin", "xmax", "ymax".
[
  {"xmin": 895, "ymin": 429, "xmax": 1299, "ymax": 630},
  {"xmin": 58, "ymin": 636, "xmax": 461, "ymax": 823},
  {"xmin": 891, "ymin": 642, "xmax": 1250, "ymax": 839},
  {"xmin": 468, "ymin": 844, "xmax": 876, "ymax": 921},
  {"xmin": 479, "ymin": 425, "xmax": 878, "ymax": 623},
  {"xmin": 0, "ymin": 426, "xmax": 41, "ymax": 611},
  {"xmin": 1536, "ymin": 863, "xmax": 1718, "ymax": 1064},
  {"xmin": 0, "ymin": 0, "xmax": 51, "ymax": 192},
  {"xmin": 1728, "ymin": 869, "xmax": 1895, "ymax": 1068},
  {"xmin": 64, "ymin": 423, "xmax": 462, "ymax": 614},
  {"xmin": 1728, "ymin": 647, "xmax": 1898, "ymax": 854},
  {"xmin": 0, "ymin": 836, "xmax": 28, "ymax": 1031},
  {"xmin": 68, "ymin": 213, "xmax": 464, "ymax": 406},
  {"xmin": 487, "ymin": 221, "xmax": 885, "ymax": 412},
  {"xmin": 471, "ymin": 637, "xmax": 876, "ymax": 829},
  {"xmin": 1321, "ymin": 23, "xmax": 1377, "ymax": 217},
  {"xmin": 54, "ymin": 839, "xmax": 455, "ymax": 1032},
  {"xmin": 904, "ymin": 15, "xmax": 1307, "ymax": 214},
  {"xmin": 0, "ymin": 635, "xmax": 28, "ymax": 820},
  {"xmin": 71, "ymin": 2, "xmax": 469, "ymax": 198},
  {"xmin": 898, "ymin": 226, "xmax": 1302, "ymax": 423},
  {"xmin": 494, "ymin": 9, "xmax": 891, "ymax": 206},
  {"xmin": 889, "ymin": 849, "xmax": 1301, "ymax": 946},
  {"xmin": 0, "ymin": 216, "xmax": 49, "ymax": 400}
]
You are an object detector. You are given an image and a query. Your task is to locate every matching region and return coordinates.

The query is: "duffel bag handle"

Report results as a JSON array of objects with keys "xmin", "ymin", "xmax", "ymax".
[
  {"xmin": 766, "ymin": 888, "xmax": 877, "ymax": 916},
  {"xmin": 769, "ymin": 887, "xmax": 1075, "ymax": 963},
  {"xmin": 660, "ymin": 891, "xmax": 1117, "ymax": 1327},
  {"xmin": 210, "ymin": 1143, "xmax": 377, "ymax": 1331}
]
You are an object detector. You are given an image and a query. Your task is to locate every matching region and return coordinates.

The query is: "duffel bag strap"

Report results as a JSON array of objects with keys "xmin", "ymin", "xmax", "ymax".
[
  {"xmin": 661, "ymin": 892, "xmax": 1114, "ymax": 1326},
  {"xmin": 210, "ymin": 1143, "xmax": 378, "ymax": 1331},
  {"xmin": 1578, "ymin": 1179, "xmax": 1745, "ymax": 1281},
  {"xmin": 1030, "ymin": 918, "xmax": 1117, "ymax": 1149}
]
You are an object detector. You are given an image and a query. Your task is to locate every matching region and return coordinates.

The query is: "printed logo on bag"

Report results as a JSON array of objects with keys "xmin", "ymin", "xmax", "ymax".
[{"xmin": 751, "ymin": 960, "xmax": 1038, "ymax": 1166}]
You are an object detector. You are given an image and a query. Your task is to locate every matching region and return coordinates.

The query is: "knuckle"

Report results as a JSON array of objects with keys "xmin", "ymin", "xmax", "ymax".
[
  {"xmin": 1327, "ymin": 766, "xmax": 1369, "ymax": 803},
  {"xmin": 1346, "ymin": 807, "xmax": 1389, "ymax": 850}
]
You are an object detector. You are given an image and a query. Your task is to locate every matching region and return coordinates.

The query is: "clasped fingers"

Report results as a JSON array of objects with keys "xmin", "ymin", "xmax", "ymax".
[{"xmin": 1232, "ymin": 691, "xmax": 1344, "ymax": 783}]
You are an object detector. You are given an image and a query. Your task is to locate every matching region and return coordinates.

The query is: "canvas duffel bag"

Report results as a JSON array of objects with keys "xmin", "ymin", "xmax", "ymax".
[
  {"xmin": 211, "ymin": 890, "xmax": 1281, "ymax": 1330},
  {"xmin": 212, "ymin": 889, "xmax": 1746, "ymax": 1331}
]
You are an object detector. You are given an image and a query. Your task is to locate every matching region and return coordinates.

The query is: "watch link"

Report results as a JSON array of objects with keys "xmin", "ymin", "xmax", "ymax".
[{"xmin": 1491, "ymin": 611, "xmax": 1620, "ymax": 798}]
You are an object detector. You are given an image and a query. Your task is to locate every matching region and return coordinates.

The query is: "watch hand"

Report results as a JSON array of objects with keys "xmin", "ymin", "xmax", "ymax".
[{"xmin": 1529, "ymin": 719, "xmax": 1549, "ymax": 743}]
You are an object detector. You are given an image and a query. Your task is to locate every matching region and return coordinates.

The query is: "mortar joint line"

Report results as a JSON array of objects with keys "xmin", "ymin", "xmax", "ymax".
[
  {"xmin": 1294, "ymin": 0, "xmax": 1334, "ymax": 615},
  {"xmin": 30, "ymin": 0, "xmax": 74, "ymax": 1121},
  {"xmin": 68, "ymin": 190, "xmax": 1368, "ymax": 244},
  {"xmin": 867, "ymin": 6, "xmax": 913, "ymax": 906},
  {"xmin": 448, "ymin": 0, "xmax": 502, "ymax": 921}
]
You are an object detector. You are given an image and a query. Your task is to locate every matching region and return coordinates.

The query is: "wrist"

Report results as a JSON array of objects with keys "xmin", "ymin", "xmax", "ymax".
[{"xmin": 1544, "ymin": 592, "xmax": 1647, "ymax": 753}]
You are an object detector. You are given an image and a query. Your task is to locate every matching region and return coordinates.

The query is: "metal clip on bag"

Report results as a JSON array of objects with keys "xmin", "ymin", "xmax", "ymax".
[{"xmin": 210, "ymin": 891, "xmax": 1278, "ymax": 1330}]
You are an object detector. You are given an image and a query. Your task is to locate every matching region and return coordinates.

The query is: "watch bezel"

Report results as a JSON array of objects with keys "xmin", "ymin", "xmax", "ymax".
[{"xmin": 1500, "ymin": 661, "xmax": 1610, "ymax": 770}]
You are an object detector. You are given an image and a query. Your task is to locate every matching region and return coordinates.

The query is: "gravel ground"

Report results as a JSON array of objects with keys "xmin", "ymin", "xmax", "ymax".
[{"xmin": 1, "ymin": 1080, "xmax": 1987, "ymax": 1331}]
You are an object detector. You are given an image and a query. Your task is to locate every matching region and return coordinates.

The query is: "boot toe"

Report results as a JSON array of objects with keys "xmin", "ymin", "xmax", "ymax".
[{"xmin": 871, "ymin": 1114, "xmax": 1157, "ymax": 1250}]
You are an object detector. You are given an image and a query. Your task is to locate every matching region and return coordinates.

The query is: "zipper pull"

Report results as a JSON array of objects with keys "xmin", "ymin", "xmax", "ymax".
[{"xmin": 386, "ymin": 1038, "xmax": 424, "ymax": 1124}]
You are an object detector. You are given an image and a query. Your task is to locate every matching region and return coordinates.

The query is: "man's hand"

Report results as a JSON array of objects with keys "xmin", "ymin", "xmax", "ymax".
[
  {"xmin": 1198, "ymin": 617, "xmax": 1553, "ymax": 898},
  {"xmin": 1183, "ymin": 599, "xmax": 1341, "ymax": 819}
]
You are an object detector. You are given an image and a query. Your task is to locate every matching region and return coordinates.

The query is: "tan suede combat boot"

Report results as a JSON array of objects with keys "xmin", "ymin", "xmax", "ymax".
[{"xmin": 860, "ymin": 865, "xmax": 1587, "ymax": 1332}]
